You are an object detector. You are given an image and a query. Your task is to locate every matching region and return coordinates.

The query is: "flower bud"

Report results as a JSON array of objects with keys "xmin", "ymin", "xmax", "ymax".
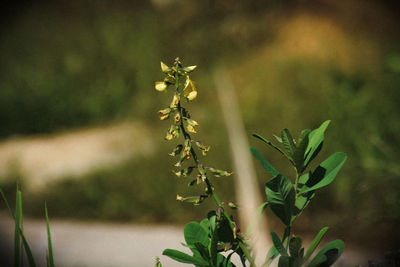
[
  {"xmin": 183, "ymin": 77, "xmax": 197, "ymax": 101},
  {"xmin": 183, "ymin": 139, "xmax": 191, "ymax": 155},
  {"xmin": 186, "ymin": 118, "xmax": 199, "ymax": 127},
  {"xmin": 169, "ymin": 144, "xmax": 183, "ymax": 157},
  {"xmin": 160, "ymin": 114, "xmax": 169, "ymax": 120},
  {"xmin": 155, "ymin": 81, "xmax": 167, "ymax": 92},
  {"xmin": 207, "ymin": 167, "xmax": 232, "ymax": 177},
  {"xmin": 228, "ymin": 202, "xmax": 238, "ymax": 210},
  {"xmin": 170, "ymin": 94, "xmax": 180, "ymax": 108},
  {"xmin": 160, "ymin": 61, "xmax": 171, "ymax": 73},
  {"xmin": 182, "ymin": 65, "xmax": 197, "ymax": 73},
  {"xmin": 174, "ymin": 113, "xmax": 181, "ymax": 124},
  {"xmin": 186, "ymin": 125, "xmax": 196, "ymax": 133},
  {"xmin": 194, "ymin": 141, "xmax": 210, "ymax": 156},
  {"xmin": 187, "ymin": 91, "xmax": 197, "ymax": 101}
]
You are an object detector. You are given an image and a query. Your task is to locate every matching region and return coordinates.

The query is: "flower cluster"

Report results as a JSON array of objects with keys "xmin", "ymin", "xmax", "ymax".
[{"xmin": 155, "ymin": 58, "xmax": 232, "ymax": 205}]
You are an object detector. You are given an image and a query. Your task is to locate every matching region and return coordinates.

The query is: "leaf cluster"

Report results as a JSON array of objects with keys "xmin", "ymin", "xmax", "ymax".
[
  {"xmin": 251, "ymin": 121, "xmax": 347, "ymax": 266},
  {"xmin": 163, "ymin": 211, "xmax": 246, "ymax": 267}
]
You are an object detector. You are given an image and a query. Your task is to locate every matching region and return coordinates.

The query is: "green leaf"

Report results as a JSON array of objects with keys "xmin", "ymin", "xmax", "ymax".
[
  {"xmin": 45, "ymin": 202, "xmax": 55, "ymax": 267},
  {"xmin": 250, "ymin": 147, "xmax": 279, "ymax": 177},
  {"xmin": 281, "ymin": 129, "xmax": 296, "ymax": 158},
  {"xmin": 293, "ymin": 129, "xmax": 310, "ymax": 173},
  {"xmin": 207, "ymin": 211, "xmax": 217, "ymax": 232},
  {"xmin": 292, "ymin": 191, "xmax": 315, "ymax": 222},
  {"xmin": 304, "ymin": 227, "xmax": 329, "ymax": 262},
  {"xmin": 299, "ymin": 152, "xmax": 347, "ymax": 195},
  {"xmin": 184, "ymin": 222, "xmax": 209, "ymax": 247},
  {"xmin": 252, "ymin": 133, "xmax": 286, "ymax": 156},
  {"xmin": 304, "ymin": 120, "xmax": 330, "ymax": 167},
  {"xmin": 199, "ymin": 218, "xmax": 210, "ymax": 233},
  {"xmin": 308, "ymin": 240, "xmax": 344, "ymax": 267},
  {"xmin": 264, "ymin": 245, "xmax": 279, "ymax": 266},
  {"xmin": 273, "ymin": 134, "xmax": 282, "ymax": 143},
  {"xmin": 209, "ymin": 230, "xmax": 218, "ymax": 266},
  {"xmin": 162, "ymin": 249, "xmax": 208, "ymax": 266},
  {"xmin": 289, "ymin": 236, "xmax": 303, "ymax": 258},
  {"xmin": 193, "ymin": 242, "xmax": 210, "ymax": 262},
  {"xmin": 217, "ymin": 253, "xmax": 236, "ymax": 267},
  {"xmin": 278, "ymin": 255, "xmax": 292, "ymax": 267},
  {"xmin": 216, "ymin": 215, "xmax": 235, "ymax": 243},
  {"xmin": 271, "ymin": 231, "xmax": 288, "ymax": 256},
  {"xmin": 265, "ymin": 175, "xmax": 295, "ymax": 225}
]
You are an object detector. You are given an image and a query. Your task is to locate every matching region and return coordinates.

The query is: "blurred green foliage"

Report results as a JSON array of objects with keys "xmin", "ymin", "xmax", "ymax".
[{"xmin": 0, "ymin": 1, "xmax": 270, "ymax": 138}]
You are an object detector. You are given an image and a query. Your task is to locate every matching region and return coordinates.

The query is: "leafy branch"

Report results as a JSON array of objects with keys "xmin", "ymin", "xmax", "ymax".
[{"xmin": 156, "ymin": 58, "xmax": 254, "ymax": 267}]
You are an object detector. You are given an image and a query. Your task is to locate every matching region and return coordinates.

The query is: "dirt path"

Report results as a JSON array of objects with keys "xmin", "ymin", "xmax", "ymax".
[
  {"xmin": 0, "ymin": 214, "xmax": 188, "ymax": 267},
  {"xmin": 0, "ymin": 121, "xmax": 155, "ymax": 191},
  {"xmin": 0, "ymin": 213, "xmax": 373, "ymax": 267}
]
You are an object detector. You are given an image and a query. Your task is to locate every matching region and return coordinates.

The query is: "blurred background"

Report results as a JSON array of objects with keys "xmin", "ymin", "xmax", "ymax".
[{"xmin": 0, "ymin": 0, "xmax": 399, "ymax": 265}]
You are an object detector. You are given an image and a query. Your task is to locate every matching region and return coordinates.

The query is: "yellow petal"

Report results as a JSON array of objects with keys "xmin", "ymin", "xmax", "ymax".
[
  {"xmin": 160, "ymin": 61, "xmax": 170, "ymax": 73},
  {"xmin": 183, "ymin": 77, "xmax": 197, "ymax": 101},
  {"xmin": 187, "ymin": 90, "xmax": 197, "ymax": 101},
  {"xmin": 155, "ymin": 81, "xmax": 167, "ymax": 92},
  {"xmin": 187, "ymin": 125, "xmax": 196, "ymax": 133},
  {"xmin": 160, "ymin": 114, "xmax": 169, "ymax": 120},
  {"xmin": 170, "ymin": 94, "xmax": 180, "ymax": 108},
  {"xmin": 183, "ymin": 65, "xmax": 197, "ymax": 73}
]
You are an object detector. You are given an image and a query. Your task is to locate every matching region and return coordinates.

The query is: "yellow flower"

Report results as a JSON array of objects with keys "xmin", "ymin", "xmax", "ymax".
[
  {"xmin": 183, "ymin": 77, "xmax": 197, "ymax": 101},
  {"xmin": 170, "ymin": 94, "xmax": 180, "ymax": 108},
  {"xmin": 174, "ymin": 113, "xmax": 181, "ymax": 124},
  {"xmin": 160, "ymin": 114, "xmax": 169, "ymax": 120},
  {"xmin": 160, "ymin": 61, "xmax": 170, "ymax": 73},
  {"xmin": 187, "ymin": 125, "xmax": 196, "ymax": 133},
  {"xmin": 183, "ymin": 65, "xmax": 197, "ymax": 73},
  {"xmin": 187, "ymin": 91, "xmax": 197, "ymax": 101},
  {"xmin": 155, "ymin": 81, "xmax": 167, "ymax": 92}
]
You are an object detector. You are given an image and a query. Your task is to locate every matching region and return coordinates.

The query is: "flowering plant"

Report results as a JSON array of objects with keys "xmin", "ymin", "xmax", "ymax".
[{"xmin": 155, "ymin": 58, "xmax": 347, "ymax": 267}]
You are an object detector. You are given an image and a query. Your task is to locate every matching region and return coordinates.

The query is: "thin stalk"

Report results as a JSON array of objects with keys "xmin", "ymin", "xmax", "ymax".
[{"xmin": 174, "ymin": 63, "xmax": 255, "ymax": 267}]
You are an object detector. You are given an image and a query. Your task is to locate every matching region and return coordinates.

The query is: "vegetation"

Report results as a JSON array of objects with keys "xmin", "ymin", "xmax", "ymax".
[
  {"xmin": 0, "ymin": 187, "xmax": 55, "ymax": 267},
  {"xmin": 155, "ymin": 59, "xmax": 346, "ymax": 266},
  {"xmin": 0, "ymin": 0, "xmax": 399, "ymax": 255}
]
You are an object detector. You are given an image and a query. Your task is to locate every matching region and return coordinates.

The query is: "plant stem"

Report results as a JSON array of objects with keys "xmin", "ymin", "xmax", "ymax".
[{"xmin": 174, "ymin": 63, "xmax": 255, "ymax": 266}]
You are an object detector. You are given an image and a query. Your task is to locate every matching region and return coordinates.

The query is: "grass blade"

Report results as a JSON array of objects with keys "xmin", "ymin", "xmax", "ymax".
[
  {"xmin": 0, "ymin": 186, "xmax": 36, "ymax": 267},
  {"xmin": 45, "ymin": 202, "xmax": 56, "ymax": 267},
  {"xmin": 14, "ymin": 188, "xmax": 22, "ymax": 267}
]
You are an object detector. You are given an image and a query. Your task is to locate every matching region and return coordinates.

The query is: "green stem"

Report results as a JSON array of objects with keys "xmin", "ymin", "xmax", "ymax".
[
  {"xmin": 174, "ymin": 63, "xmax": 255, "ymax": 266},
  {"xmin": 294, "ymin": 171, "xmax": 299, "ymax": 196},
  {"xmin": 240, "ymin": 242, "xmax": 256, "ymax": 267},
  {"xmin": 283, "ymin": 226, "xmax": 291, "ymax": 250}
]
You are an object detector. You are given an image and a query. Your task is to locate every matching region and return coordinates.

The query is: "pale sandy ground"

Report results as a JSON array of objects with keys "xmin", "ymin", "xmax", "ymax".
[
  {"xmin": 0, "ymin": 121, "xmax": 155, "ymax": 191},
  {"xmin": 0, "ymin": 213, "xmax": 373, "ymax": 267},
  {"xmin": 0, "ymin": 214, "xmax": 188, "ymax": 267}
]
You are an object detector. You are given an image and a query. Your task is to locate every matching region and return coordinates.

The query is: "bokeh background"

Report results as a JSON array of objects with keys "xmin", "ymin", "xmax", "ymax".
[{"xmin": 1, "ymin": 0, "xmax": 399, "ymax": 264}]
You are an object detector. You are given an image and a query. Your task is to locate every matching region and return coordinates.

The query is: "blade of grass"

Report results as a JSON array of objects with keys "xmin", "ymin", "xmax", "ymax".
[
  {"xmin": 45, "ymin": 202, "xmax": 55, "ymax": 267},
  {"xmin": 14, "ymin": 187, "xmax": 22, "ymax": 267},
  {"xmin": 0, "ymin": 187, "xmax": 36, "ymax": 267}
]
